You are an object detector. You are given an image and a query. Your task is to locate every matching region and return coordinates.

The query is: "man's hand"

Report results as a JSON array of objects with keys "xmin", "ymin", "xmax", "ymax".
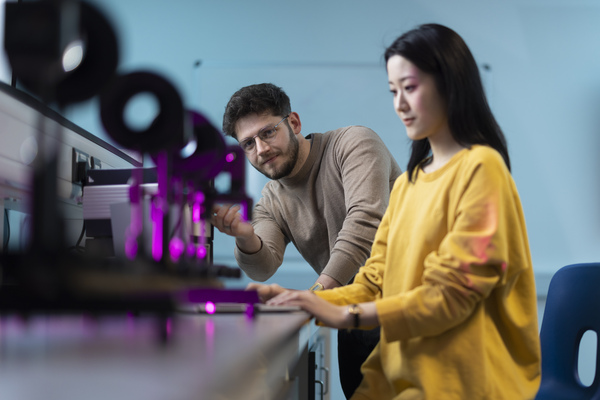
[
  {"xmin": 211, "ymin": 204, "xmax": 253, "ymax": 237},
  {"xmin": 211, "ymin": 204, "xmax": 264, "ymax": 254}
]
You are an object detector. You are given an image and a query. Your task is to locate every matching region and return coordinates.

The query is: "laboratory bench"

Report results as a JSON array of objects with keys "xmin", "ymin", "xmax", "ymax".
[{"xmin": 0, "ymin": 309, "xmax": 331, "ymax": 400}]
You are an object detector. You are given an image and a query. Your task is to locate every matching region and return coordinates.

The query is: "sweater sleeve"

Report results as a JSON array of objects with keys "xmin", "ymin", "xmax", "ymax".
[
  {"xmin": 234, "ymin": 197, "xmax": 288, "ymax": 281},
  {"xmin": 315, "ymin": 185, "xmax": 393, "ymax": 305},
  {"xmin": 377, "ymin": 151, "xmax": 521, "ymax": 342},
  {"xmin": 321, "ymin": 126, "xmax": 400, "ymax": 284}
]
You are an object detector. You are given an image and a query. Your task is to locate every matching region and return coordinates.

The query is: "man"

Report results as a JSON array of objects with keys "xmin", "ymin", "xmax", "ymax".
[{"xmin": 212, "ymin": 83, "xmax": 401, "ymax": 398}]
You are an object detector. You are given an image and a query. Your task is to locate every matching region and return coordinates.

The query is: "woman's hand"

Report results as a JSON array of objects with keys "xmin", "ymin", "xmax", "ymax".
[
  {"xmin": 246, "ymin": 282, "xmax": 287, "ymax": 303},
  {"xmin": 267, "ymin": 290, "xmax": 352, "ymax": 330}
]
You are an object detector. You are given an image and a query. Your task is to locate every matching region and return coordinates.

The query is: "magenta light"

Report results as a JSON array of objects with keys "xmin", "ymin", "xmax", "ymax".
[
  {"xmin": 192, "ymin": 202, "xmax": 201, "ymax": 222},
  {"xmin": 205, "ymin": 319, "xmax": 215, "ymax": 336},
  {"xmin": 151, "ymin": 225, "xmax": 162, "ymax": 261},
  {"xmin": 197, "ymin": 246, "xmax": 207, "ymax": 259},
  {"xmin": 225, "ymin": 152, "xmax": 236, "ymax": 163},
  {"xmin": 240, "ymin": 203, "xmax": 248, "ymax": 221},
  {"xmin": 187, "ymin": 243, "xmax": 196, "ymax": 257},
  {"xmin": 193, "ymin": 192, "xmax": 205, "ymax": 223},
  {"xmin": 166, "ymin": 318, "xmax": 172, "ymax": 336},
  {"xmin": 125, "ymin": 237, "xmax": 138, "ymax": 260},
  {"xmin": 205, "ymin": 301, "xmax": 216, "ymax": 314},
  {"xmin": 245, "ymin": 304, "xmax": 256, "ymax": 319},
  {"xmin": 169, "ymin": 238, "xmax": 185, "ymax": 261},
  {"xmin": 151, "ymin": 200, "xmax": 163, "ymax": 262},
  {"xmin": 126, "ymin": 201, "xmax": 143, "ymax": 260}
]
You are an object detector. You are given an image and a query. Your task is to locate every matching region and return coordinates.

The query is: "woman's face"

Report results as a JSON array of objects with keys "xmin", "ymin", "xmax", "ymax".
[{"xmin": 387, "ymin": 54, "xmax": 449, "ymax": 142}]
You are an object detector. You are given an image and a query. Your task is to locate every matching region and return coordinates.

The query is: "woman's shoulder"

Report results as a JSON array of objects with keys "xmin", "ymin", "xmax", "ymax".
[
  {"xmin": 459, "ymin": 145, "xmax": 512, "ymax": 188},
  {"xmin": 464, "ymin": 145, "xmax": 506, "ymax": 169}
]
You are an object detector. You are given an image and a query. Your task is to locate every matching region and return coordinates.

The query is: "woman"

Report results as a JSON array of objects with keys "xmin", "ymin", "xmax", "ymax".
[{"xmin": 252, "ymin": 24, "xmax": 541, "ymax": 399}]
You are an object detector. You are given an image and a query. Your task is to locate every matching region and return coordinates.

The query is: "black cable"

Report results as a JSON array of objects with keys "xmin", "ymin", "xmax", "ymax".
[
  {"xmin": 3, "ymin": 208, "xmax": 10, "ymax": 251},
  {"xmin": 67, "ymin": 177, "xmax": 87, "ymax": 254},
  {"xmin": 75, "ymin": 220, "xmax": 86, "ymax": 248}
]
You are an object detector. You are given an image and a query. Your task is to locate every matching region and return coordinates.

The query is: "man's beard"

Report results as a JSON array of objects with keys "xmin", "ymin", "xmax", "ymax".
[{"xmin": 252, "ymin": 125, "xmax": 300, "ymax": 180}]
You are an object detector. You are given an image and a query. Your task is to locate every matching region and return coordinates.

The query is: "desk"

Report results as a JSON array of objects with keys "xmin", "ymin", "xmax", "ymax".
[{"xmin": 0, "ymin": 311, "xmax": 327, "ymax": 400}]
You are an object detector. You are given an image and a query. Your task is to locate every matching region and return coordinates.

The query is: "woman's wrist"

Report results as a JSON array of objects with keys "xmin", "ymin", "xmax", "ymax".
[{"xmin": 347, "ymin": 304, "xmax": 362, "ymax": 329}]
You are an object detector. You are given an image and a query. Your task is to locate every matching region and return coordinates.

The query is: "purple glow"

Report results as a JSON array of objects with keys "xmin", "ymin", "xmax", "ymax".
[
  {"xmin": 225, "ymin": 152, "xmax": 236, "ymax": 163},
  {"xmin": 193, "ymin": 192, "xmax": 205, "ymax": 223},
  {"xmin": 205, "ymin": 301, "xmax": 216, "ymax": 314},
  {"xmin": 125, "ymin": 237, "xmax": 138, "ymax": 260},
  {"xmin": 166, "ymin": 318, "xmax": 172, "ymax": 337},
  {"xmin": 197, "ymin": 245, "xmax": 207, "ymax": 259},
  {"xmin": 245, "ymin": 304, "xmax": 256, "ymax": 319},
  {"xmin": 151, "ymin": 200, "xmax": 163, "ymax": 262},
  {"xmin": 240, "ymin": 203, "xmax": 248, "ymax": 221},
  {"xmin": 192, "ymin": 202, "xmax": 201, "ymax": 223},
  {"xmin": 187, "ymin": 243, "xmax": 196, "ymax": 257},
  {"xmin": 153, "ymin": 151, "xmax": 168, "ymax": 262},
  {"xmin": 151, "ymin": 227, "xmax": 162, "ymax": 261},
  {"xmin": 169, "ymin": 238, "xmax": 185, "ymax": 261},
  {"xmin": 204, "ymin": 319, "xmax": 215, "ymax": 360},
  {"xmin": 205, "ymin": 319, "xmax": 215, "ymax": 336},
  {"xmin": 130, "ymin": 205, "xmax": 142, "ymax": 234}
]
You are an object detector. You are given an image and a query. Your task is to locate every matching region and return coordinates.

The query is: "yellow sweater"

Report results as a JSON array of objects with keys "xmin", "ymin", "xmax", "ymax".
[{"xmin": 317, "ymin": 145, "xmax": 541, "ymax": 399}]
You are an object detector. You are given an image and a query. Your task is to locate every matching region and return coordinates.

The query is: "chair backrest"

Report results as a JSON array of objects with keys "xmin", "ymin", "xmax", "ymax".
[{"xmin": 536, "ymin": 263, "xmax": 600, "ymax": 400}]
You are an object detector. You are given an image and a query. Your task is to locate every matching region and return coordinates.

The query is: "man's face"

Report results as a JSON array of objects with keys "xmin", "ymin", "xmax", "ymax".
[{"xmin": 235, "ymin": 113, "xmax": 299, "ymax": 180}]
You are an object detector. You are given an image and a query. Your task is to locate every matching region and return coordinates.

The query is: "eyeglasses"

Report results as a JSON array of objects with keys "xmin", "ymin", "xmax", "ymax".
[{"xmin": 238, "ymin": 114, "xmax": 289, "ymax": 154}]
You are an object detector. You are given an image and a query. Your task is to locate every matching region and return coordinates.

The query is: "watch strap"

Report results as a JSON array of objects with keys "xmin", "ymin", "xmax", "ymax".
[{"xmin": 348, "ymin": 304, "xmax": 361, "ymax": 328}]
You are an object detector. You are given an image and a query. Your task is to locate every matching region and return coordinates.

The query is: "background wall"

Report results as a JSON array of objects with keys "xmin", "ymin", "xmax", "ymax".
[
  {"xmin": 61, "ymin": 0, "xmax": 600, "ymax": 396},
  {"xmin": 69, "ymin": 0, "xmax": 600, "ymax": 279}
]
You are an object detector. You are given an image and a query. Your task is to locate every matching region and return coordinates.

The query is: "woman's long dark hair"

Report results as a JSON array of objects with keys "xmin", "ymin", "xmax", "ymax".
[{"xmin": 385, "ymin": 24, "xmax": 510, "ymax": 181}]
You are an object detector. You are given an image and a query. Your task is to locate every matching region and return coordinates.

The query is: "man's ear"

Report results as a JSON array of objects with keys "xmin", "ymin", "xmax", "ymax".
[{"xmin": 288, "ymin": 111, "xmax": 302, "ymax": 135}]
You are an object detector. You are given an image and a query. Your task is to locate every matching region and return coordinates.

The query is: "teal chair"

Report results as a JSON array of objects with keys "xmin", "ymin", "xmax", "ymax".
[{"xmin": 536, "ymin": 263, "xmax": 600, "ymax": 399}]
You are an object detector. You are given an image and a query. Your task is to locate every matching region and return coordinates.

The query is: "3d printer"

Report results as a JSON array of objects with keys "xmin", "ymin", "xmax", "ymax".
[{"xmin": 0, "ymin": 0, "xmax": 257, "ymax": 315}]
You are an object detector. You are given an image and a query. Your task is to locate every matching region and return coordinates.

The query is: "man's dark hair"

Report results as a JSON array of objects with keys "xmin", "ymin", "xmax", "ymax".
[{"xmin": 222, "ymin": 83, "xmax": 292, "ymax": 139}]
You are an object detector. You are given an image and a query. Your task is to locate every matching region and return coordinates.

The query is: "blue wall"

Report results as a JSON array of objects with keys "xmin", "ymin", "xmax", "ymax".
[{"xmin": 68, "ymin": 0, "xmax": 600, "ymax": 280}]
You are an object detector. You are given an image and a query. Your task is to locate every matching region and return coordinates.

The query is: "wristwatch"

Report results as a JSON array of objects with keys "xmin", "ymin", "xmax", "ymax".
[
  {"xmin": 347, "ymin": 304, "xmax": 362, "ymax": 329},
  {"xmin": 309, "ymin": 282, "xmax": 324, "ymax": 291}
]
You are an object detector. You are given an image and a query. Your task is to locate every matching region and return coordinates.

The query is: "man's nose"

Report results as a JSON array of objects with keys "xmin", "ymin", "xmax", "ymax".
[{"xmin": 255, "ymin": 137, "xmax": 271, "ymax": 154}]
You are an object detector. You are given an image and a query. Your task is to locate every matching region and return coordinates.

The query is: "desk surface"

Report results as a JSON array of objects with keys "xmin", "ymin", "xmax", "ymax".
[{"xmin": 0, "ymin": 311, "xmax": 313, "ymax": 400}]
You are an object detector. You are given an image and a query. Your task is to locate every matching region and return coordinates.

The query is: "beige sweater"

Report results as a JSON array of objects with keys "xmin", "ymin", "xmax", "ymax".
[{"xmin": 235, "ymin": 125, "xmax": 401, "ymax": 285}]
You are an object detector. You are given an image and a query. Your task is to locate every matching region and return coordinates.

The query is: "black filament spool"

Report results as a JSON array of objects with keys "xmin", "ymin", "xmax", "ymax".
[
  {"xmin": 100, "ymin": 71, "xmax": 187, "ymax": 154},
  {"xmin": 55, "ymin": 1, "xmax": 119, "ymax": 105},
  {"xmin": 6, "ymin": 0, "xmax": 119, "ymax": 105},
  {"xmin": 167, "ymin": 110, "xmax": 227, "ymax": 182}
]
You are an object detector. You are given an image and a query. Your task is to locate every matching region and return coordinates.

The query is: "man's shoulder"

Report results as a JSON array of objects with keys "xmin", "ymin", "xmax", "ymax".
[
  {"xmin": 322, "ymin": 125, "xmax": 383, "ymax": 149},
  {"xmin": 324, "ymin": 125, "xmax": 378, "ymax": 138},
  {"xmin": 319, "ymin": 125, "xmax": 400, "ymax": 173}
]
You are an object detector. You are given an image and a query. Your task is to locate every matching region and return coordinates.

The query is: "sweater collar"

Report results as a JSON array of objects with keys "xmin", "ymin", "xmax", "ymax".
[{"xmin": 417, "ymin": 145, "xmax": 472, "ymax": 182}]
